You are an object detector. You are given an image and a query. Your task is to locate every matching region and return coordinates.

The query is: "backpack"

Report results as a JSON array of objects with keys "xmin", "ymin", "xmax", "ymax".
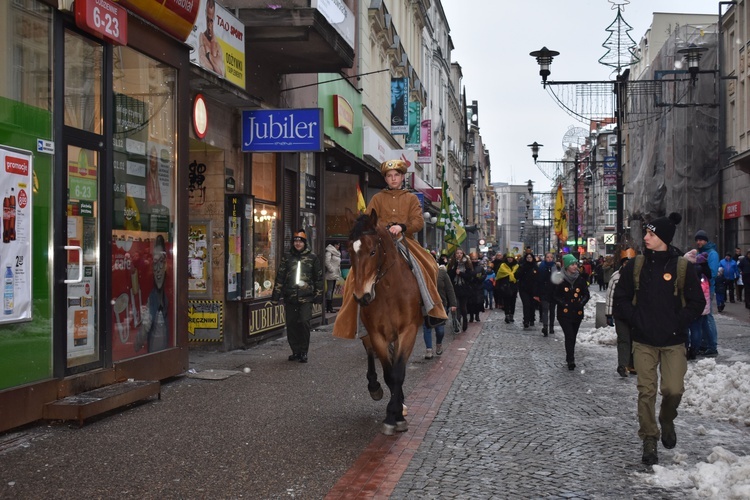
[{"xmin": 631, "ymin": 254, "xmax": 688, "ymax": 307}]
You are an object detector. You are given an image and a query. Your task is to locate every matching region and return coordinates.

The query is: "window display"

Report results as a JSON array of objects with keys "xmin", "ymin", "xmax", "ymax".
[
  {"xmin": 253, "ymin": 202, "xmax": 277, "ymax": 298},
  {"xmin": 111, "ymin": 47, "xmax": 176, "ymax": 361}
]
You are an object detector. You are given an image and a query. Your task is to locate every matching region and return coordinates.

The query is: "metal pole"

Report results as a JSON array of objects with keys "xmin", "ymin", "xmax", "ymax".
[
  {"xmin": 615, "ymin": 75, "xmax": 625, "ymax": 241},
  {"xmin": 573, "ymin": 153, "xmax": 581, "ymax": 259}
]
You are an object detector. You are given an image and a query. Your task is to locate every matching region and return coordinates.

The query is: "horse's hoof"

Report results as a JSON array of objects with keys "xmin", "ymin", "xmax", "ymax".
[
  {"xmin": 395, "ymin": 420, "xmax": 409, "ymax": 433},
  {"xmin": 369, "ymin": 386, "xmax": 384, "ymax": 401},
  {"xmin": 382, "ymin": 423, "xmax": 396, "ymax": 436}
]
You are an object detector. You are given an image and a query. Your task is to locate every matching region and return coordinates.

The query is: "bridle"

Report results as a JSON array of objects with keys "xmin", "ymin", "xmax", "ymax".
[{"xmin": 353, "ymin": 230, "xmax": 396, "ymax": 287}]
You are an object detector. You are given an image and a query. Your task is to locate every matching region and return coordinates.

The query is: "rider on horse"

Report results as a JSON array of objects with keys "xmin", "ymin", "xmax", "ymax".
[{"xmin": 333, "ymin": 159, "xmax": 448, "ymax": 339}]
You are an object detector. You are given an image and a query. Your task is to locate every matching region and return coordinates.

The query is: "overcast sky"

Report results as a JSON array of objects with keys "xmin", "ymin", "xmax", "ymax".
[{"xmin": 441, "ymin": 0, "xmax": 719, "ymax": 192}]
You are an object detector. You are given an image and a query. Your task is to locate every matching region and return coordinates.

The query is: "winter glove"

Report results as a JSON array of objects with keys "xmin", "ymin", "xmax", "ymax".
[{"xmin": 606, "ymin": 315, "xmax": 614, "ymax": 327}]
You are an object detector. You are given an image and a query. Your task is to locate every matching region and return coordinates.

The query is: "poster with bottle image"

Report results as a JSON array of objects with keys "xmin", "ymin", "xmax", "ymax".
[{"xmin": 1, "ymin": 146, "xmax": 32, "ymax": 324}]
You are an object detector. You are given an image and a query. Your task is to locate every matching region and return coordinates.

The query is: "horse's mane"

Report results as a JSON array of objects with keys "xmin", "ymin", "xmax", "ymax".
[{"xmin": 349, "ymin": 213, "xmax": 382, "ymax": 241}]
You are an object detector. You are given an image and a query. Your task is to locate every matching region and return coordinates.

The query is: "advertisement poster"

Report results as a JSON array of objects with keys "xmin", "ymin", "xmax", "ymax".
[
  {"xmin": 417, "ymin": 119, "xmax": 432, "ymax": 164},
  {"xmin": 111, "ymin": 233, "xmax": 173, "ymax": 361},
  {"xmin": 188, "ymin": 300, "xmax": 223, "ymax": 342},
  {"xmin": 390, "ymin": 77, "xmax": 408, "ymax": 135},
  {"xmin": 1, "ymin": 147, "xmax": 33, "ymax": 324},
  {"xmin": 186, "ymin": 0, "xmax": 246, "ymax": 89},
  {"xmin": 188, "ymin": 222, "xmax": 209, "ymax": 294},
  {"xmin": 406, "ymin": 100, "xmax": 421, "ymax": 149},
  {"xmin": 66, "ymin": 265, "xmax": 95, "ymax": 359}
]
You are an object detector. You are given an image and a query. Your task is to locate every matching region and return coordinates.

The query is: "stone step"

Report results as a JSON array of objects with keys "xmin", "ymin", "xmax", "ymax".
[{"xmin": 43, "ymin": 380, "xmax": 161, "ymax": 427}]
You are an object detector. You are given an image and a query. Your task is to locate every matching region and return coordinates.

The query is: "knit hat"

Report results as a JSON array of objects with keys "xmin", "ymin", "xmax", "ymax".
[
  {"xmin": 694, "ymin": 229, "xmax": 709, "ymax": 242},
  {"xmin": 645, "ymin": 212, "xmax": 682, "ymax": 245},
  {"xmin": 293, "ymin": 230, "xmax": 307, "ymax": 242},
  {"xmin": 562, "ymin": 254, "xmax": 577, "ymax": 269}
]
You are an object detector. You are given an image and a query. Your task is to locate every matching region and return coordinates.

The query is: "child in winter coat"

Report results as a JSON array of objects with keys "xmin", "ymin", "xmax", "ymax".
[{"xmin": 483, "ymin": 266, "xmax": 496, "ymax": 310}]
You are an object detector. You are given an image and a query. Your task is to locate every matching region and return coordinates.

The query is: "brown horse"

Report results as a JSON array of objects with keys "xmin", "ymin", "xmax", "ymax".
[{"xmin": 346, "ymin": 209, "xmax": 422, "ymax": 435}]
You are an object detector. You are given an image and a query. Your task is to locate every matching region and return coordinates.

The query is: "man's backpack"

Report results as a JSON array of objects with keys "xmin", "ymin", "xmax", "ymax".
[{"xmin": 631, "ymin": 254, "xmax": 688, "ymax": 307}]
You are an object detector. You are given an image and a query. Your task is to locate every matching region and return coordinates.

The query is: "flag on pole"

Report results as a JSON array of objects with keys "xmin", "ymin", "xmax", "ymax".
[
  {"xmin": 553, "ymin": 183, "xmax": 568, "ymax": 244},
  {"xmin": 356, "ymin": 183, "xmax": 366, "ymax": 213},
  {"xmin": 437, "ymin": 164, "xmax": 466, "ymax": 255}
]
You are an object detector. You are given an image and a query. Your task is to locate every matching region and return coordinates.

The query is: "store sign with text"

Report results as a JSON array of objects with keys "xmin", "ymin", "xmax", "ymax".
[
  {"xmin": 241, "ymin": 109, "xmax": 323, "ymax": 152},
  {"xmin": 75, "ymin": 0, "xmax": 128, "ymax": 45}
]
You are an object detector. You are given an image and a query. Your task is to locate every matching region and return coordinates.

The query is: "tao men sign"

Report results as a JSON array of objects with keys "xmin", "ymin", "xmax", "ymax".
[{"xmin": 242, "ymin": 108, "xmax": 323, "ymax": 152}]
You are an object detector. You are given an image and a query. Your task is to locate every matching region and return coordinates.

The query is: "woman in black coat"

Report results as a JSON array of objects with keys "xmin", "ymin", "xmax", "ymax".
[
  {"xmin": 447, "ymin": 248, "xmax": 474, "ymax": 331},
  {"xmin": 466, "ymin": 252, "xmax": 486, "ymax": 323},
  {"xmin": 554, "ymin": 254, "xmax": 590, "ymax": 370},
  {"xmin": 515, "ymin": 252, "xmax": 539, "ymax": 329}
]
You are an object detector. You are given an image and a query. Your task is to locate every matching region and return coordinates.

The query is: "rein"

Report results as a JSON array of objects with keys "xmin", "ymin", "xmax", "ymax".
[{"xmin": 354, "ymin": 230, "xmax": 398, "ymax": 286}]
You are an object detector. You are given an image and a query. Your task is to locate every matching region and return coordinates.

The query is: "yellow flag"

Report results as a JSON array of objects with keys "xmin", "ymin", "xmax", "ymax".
[
  {"xmin": 356, "ymin": 183, "xmax": 366, "ymax": 213},
  {"xmin": 554, "ymin": 183, "xmax": 568, "ymax": 243}
]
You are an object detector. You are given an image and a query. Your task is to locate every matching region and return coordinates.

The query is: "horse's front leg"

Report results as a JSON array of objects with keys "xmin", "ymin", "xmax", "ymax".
[
  {"xmin": 382, "ymin": 353, "xmax": 408, "ymax": 435},
  {"xmin": 361, "ymin": 335, "xmax": 383, "ymax": 401}
]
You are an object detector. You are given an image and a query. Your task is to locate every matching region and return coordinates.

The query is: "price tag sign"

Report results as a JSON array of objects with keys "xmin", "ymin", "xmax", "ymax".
[{"xmin": 75, "ymin": 0, "xmax": 128, "ymax": 46}]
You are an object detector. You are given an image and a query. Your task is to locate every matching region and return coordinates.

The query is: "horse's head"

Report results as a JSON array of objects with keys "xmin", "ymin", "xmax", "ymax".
[{"xmin": 346, "ymin": 209, "xmax": 388, "ymax": 306}]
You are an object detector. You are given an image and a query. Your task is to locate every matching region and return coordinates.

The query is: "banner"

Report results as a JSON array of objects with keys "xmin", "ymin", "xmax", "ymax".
[
  {"xmin": 554, "ymin": 183, "xmax": 568, "ymax": 244},
  {"xmin": 356, "ymin": 183, "xmax": 366, "ymax": 213},
  {"xmin": 437, "ymin": 164, "xmax": 466, "ymax": 255},
  {"xmin": 1, "ymin": 147, "xmax": 33, "ymax": 324},
  {"xmin": 417, "ymin": 119, "xmax": 432, "ymax": 163},
  {"xmin": 406, "ymin": 100, "xmax": 421, "ymax": 149},
  {"xmin": 186, "ymin": 0, "xmax": 246, "ymax": 89},
  {"xmin": 390, "ymin": 78, "xmax": 409, "ymax": 135}
]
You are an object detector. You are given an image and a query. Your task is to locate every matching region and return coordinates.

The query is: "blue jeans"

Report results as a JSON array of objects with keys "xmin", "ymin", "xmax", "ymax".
[
  {"xmin": 423, "ymin": 321, "xmax": 445, "ymax": 349},
  {"xmin": 702, "ymin": 313, "xmax": 718, "ymax": 351},
  {"xmin": 688, "ymin": 316, "xmax": 706, "ymax": 353},
  {"xmin": 484, "ymin": 289, "xmax": 494, "ymax": 309}
]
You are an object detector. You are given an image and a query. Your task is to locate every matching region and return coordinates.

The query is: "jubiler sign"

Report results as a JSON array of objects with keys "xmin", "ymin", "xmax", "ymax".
[{"xmin": 241, "ymin": 109, "xmax": 324, "ymax": 152}]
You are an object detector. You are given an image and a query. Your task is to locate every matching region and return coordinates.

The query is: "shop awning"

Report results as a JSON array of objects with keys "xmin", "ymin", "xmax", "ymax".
[{"xmin": 410, "ymin": 173, "xmax": 441, "ymax": 204}]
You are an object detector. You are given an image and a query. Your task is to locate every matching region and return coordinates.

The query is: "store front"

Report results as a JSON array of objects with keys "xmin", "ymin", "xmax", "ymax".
[{"xmin": 0, "ymin": 0, "xmax": 192, "ymax": 433}]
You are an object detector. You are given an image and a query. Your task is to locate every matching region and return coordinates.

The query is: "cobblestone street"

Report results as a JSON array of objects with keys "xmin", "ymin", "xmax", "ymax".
[{"xmin": 389, "ymin": 305, "xmax": 750, "ymax": 499}]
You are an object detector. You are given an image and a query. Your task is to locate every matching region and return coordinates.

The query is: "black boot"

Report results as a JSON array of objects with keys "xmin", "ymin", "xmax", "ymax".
[
  {"xmin": 288, "ymin": 352, "xmax": 300, "ymax": 361},
  {"xmin": 505, "ymin": 314, "xmax": 511, "ymax": 324},
  {"xmin": 298, "ymin": 352, "xmax": 308, "ymax": 363},
  {"xmin": 462, "ymin": 315, "xmax": 468, "ymax": 331}
]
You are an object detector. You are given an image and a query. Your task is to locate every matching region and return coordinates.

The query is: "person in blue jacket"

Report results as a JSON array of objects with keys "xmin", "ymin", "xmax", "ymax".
[
  {"xmin": 719, "ymin": 253, "xmax": 738, "ymax": 303},
  {"xmin": 694, "ymin": 230, "xmax": 720, "ymax": 357}
]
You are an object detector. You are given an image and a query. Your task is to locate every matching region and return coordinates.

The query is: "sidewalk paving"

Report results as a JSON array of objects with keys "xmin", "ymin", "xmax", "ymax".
[{"xmin": 1, "ymin": 297, "xmax": 748, "ymax": 499}]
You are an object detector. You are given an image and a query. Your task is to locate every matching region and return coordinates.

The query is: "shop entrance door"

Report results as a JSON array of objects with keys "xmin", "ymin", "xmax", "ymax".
[{"xmin": 59, "ymin": 28, "xmax": 108, "ymax": 374}]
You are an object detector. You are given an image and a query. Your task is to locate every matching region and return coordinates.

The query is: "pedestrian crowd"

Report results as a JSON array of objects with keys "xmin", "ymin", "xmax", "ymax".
[{"xmin": 267, "ymin": 177, "xmax": 748, "ymax": 471}]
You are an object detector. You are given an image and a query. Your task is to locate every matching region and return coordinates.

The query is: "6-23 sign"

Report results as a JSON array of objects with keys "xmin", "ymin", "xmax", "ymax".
[{"xmin": 75, "ymin": 0, "xmax": 128, "ymax": 46}]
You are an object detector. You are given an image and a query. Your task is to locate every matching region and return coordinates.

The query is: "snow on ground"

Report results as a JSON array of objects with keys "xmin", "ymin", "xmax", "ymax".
[{"xmin": 578, "ymin": 290, "xmax": 750, "ymax": 497}]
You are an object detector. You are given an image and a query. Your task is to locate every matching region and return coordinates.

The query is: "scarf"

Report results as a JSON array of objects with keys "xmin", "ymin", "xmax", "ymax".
[
  {"xmin": 563, "ymin": 269, "xmax": 579, "ymax": 286},
  {"xmin": 497, "ymin": 263, "xmax": 518, "ymax": 283}
]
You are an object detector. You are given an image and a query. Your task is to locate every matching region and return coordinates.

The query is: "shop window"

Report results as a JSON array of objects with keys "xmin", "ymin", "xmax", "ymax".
[
  {"xmin": 253, "ymin": 202, "xmax": 278, "ymax": 298},
  {"xmin": 324, "ymin": 171, "xmax": 361, "ymax": 237},
  {"xmin": 64, "ymin": 31, "xmax": 103, "ymax": 134},
  {"xmin": 0, "ymin": 1, "xmax": 53, "ymax": 390},
  {"xmin": 111, "ymin": 47, "xmax": 176, "ymax": 361},
  {"xmin": 251, "ymin": 153, "xmax": 276, "ymax": 202}
]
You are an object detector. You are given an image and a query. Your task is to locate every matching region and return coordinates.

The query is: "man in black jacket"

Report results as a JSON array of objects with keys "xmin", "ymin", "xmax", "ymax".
[
  {"xmin": 613, "ymin": 213, "xmax": 705, "ymax": 466},
  {"xmin": 272, "ymin": 230, "xmax": 324, "ymax": 363}
]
